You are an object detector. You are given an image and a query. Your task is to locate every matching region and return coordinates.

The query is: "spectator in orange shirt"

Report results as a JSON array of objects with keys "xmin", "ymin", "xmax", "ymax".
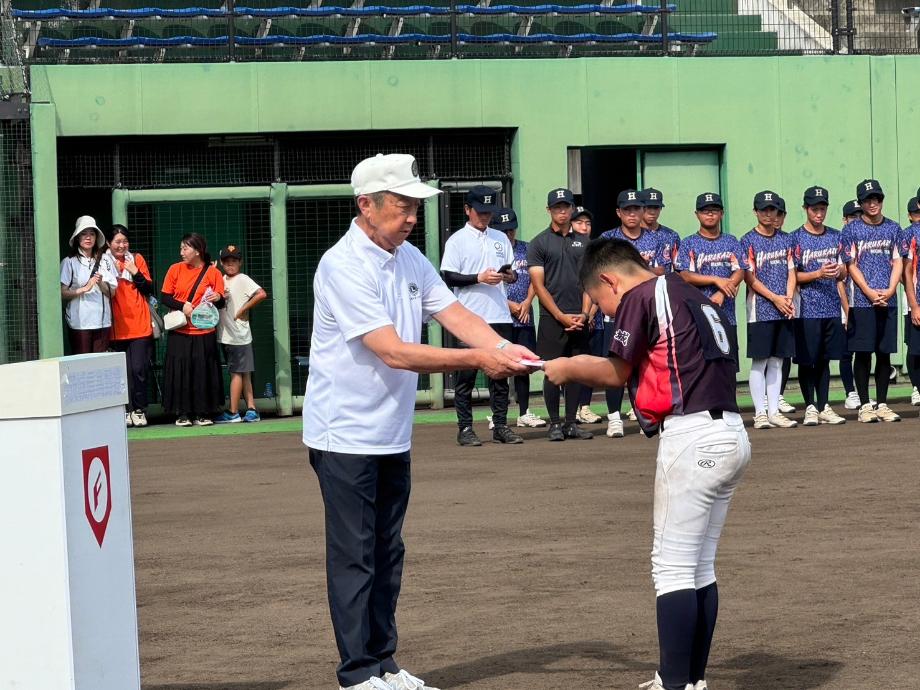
[
  {"xmin": 107, "ymin": 225, "xmax": 155, "ymax": 428},
  {"xmin": 160, "ymin": 233, "xmax": 226, "ymax": 427}
]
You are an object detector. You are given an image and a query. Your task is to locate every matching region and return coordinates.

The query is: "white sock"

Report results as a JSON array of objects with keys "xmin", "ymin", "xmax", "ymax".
[
  {"xmin": 608, "ymin": 411, "xmax": 621, "ymax": 420},
  {"xmin": 750, "ymin": 358, "xmax": 768, "ymax": 415},
  {"xmin": 766, "ymin": 356, "xmax": 783, "ymax": 416}
]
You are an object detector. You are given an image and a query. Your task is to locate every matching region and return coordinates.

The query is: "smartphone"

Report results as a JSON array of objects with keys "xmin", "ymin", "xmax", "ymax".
[{"xmin": 498, "ymin": 263, "xmax": 513, "ymax": 273}]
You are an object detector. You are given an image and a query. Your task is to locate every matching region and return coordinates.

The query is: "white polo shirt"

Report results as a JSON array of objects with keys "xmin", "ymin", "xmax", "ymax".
[
  {"xmin": 440, "ymin": 223, "xmax": 513, "ymax": 324},
  {"xmin": 60, "ymin": 253, "xmax": 119, "ymax": 330},
  {"xmin": 303, "ymin": 220, "xmax": 457, "ymax": 454}
]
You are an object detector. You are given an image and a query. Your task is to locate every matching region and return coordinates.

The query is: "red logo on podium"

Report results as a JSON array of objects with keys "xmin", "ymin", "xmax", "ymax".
[{"xmin": 82, "ymin": 446, "xmax": 112, "ymax": 547}]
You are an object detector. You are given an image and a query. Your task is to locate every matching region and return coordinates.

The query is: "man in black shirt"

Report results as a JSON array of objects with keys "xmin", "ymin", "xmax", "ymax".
[
  {"xmin": 544, "ymin": 238, "xmax": 752, "ymax": 690},
  {"xmin": 527, "ymin": 187, "xmax": 593, "ymax": 441}
]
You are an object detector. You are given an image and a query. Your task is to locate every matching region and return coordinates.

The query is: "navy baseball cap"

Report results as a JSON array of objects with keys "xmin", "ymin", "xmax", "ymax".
[
  {"xmin": 696, "ymin": 192, "xmax": 723, "ymax": 210},
  {"xmin": 492, "ymin": 207, "xmax": 518, "ymax": 232},
  {"xmin": 641, "ymin": 188, "xmax": 665, "ymax": 208},
  {"xmin": 776, "ymin": 196, "xmax": 787, "ymax": 214},
  {"xmin": 753, "ymin": 190, "xmax": 782, "ymax": 211},
  {"xmin": 842, "ymin": 199, "xmax": 862, "ymax": 217},
  {"xmin": 856, "ymin": 179, "xmax": 884, "ymax": 202},
  {"xmin": 617, "ymin": 189, "xmax": 643, "ymax": 209},
  {"xmin": 547, "ymin": 188, "xmax": 575, "ymax": 207},
  {"xmin": 465, "ymin": 185, "xmax": 500, "ymax": 212},
  {"xmin": 572, "ymin": 205, "xmax": 593, "ymax": 221},
  {"xmin": 803, "ymin": 186, "xmax": 830, "ymax": 207},
  {"xmin": 908, "ymin": 197, "xmax": 920, "ymax": 214}
]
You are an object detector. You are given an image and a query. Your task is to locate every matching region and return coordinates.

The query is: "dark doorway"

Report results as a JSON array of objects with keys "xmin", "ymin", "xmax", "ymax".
[{"xmin": 576, "ymin": 147, "xmax": 638, "ymax": 237}]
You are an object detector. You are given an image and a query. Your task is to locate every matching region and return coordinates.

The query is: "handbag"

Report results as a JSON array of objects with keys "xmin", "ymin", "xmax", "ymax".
[
  {"xmin": 149, "ymin": 298, "xmax": 166, "ymax": 339},
  {"xmin": 164, "ymin": 264, "xmax": 210, "ymax": 332}
]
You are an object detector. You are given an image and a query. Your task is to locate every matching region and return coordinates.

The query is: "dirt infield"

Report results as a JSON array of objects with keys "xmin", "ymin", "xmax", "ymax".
[{"xmin": 132, "ymin": 405, "xmax": 920, "ymax": 690}]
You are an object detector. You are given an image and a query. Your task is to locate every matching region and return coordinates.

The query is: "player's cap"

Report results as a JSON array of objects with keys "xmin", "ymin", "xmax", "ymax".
[
  {"xmin": 219, "ymin": 245, "xmax": 242, "ymax": 260},
  {"xmin": 842, "ymin": 199, "xmax": 862, "ymax": 217},
  {"xmin": 695, "ymin": 192, "xmax": 723, "ymax": 210},
  {"xmin": 776, "ymin": 196, "xmax": 787, "ymax": 214},
  {"xmin": 803, "ymin": 186, "xmax": 830, "ymax": 207},
  {"xmin": 572, "ymin": 205, "xmax": 594, "ymax": 221},
  {"xmin": 908, "ymin": 197, "xmax": 920, "ymax": 214},
  {"xmin": 465, "ymin": 185, "xmax": 500, "ymax": 212},
  {"xmin": 753, "ymin": 190, "xmax": 782, "ymax": 211},
  {"xmin": 617, "ymin": 189, "xmax": 644, "ymax": 209},
  {"xmin": 351, "ymin": 153, "xmax": 441, "ymax": 199},
  {"xmin": 547, "ymin": 188, "xmax": 575, "ymax": 207},
  {"xmin": 70, "ymin": 215, "xmax": 105, "ymax": 248},
  {"xmin": 856, "ymin": 179, "xmax": 884, "ymax": 202},
  {"xmin": 492, "ymin": 208, "xmax": 518, "ymax": 232},
  {"xmin": 641, "ymin": 188, "xmax": 665, "ymax": 208}
]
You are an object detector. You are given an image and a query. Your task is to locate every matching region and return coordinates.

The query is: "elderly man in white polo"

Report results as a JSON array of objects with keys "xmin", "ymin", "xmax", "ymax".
[{"xmin": 303, "ymin": 153, "xmax": 536, "ymax": 690}]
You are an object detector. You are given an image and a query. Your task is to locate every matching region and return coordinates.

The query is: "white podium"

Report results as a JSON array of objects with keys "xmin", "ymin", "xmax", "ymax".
[{"xmin": 0, "ymin": 353, "xmax": 141, "ymax": 690}]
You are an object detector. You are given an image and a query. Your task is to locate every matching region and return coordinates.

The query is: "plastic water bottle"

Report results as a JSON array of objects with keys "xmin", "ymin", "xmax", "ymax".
[{"xmin": 264, "ymin": 382, "xmax": 274, "ymax": 399}]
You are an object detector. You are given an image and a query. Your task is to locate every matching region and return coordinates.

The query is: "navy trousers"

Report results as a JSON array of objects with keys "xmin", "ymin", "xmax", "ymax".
[{"xmin": 310, "ymin": 448, "xmax": 411, "ymax": 687}]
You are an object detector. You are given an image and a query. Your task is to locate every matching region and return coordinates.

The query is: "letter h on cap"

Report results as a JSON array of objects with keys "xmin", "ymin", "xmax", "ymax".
[
  {"xmin": 501, "ymin": 213, "xmax": 510, "ymax": 223},
  {"xmin": 764, "ymin": 192, "xmax": 773, "ymax": 201},
  {"xmin": 864, "ymin": 182, "xmax": 874, "ymax": 191},
  {"xmin": 705, "ymin": 194, "xmax": 714, "ymax": 201},
  {"xmin": 484, "ymin": 194, "xmax": 493, "ymax": 204},
  {"xmin": 627, "ymin": 192, "xmax": 637, "ymax": 201},
  {"xmin": 556, "ymin": 190, "xmax": 566, "ymax": 199}
]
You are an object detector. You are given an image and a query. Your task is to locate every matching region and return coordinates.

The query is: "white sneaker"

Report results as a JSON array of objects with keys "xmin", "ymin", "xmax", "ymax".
[
  {"xmin": 875, "ymin": 403, "xmax": 901, "ymax": 422},
  {"xmin": 130, "ymin": 410, "xmax": 147, "ymax": 427},
  {"xmin": 516, "ymin": 409, "xmax": 546, "ymax": 427},
  {"xmin": 778, "ymin": 395, "xmax": 796, "ymax": 413},
  {"xmin": 844, "ymin": 391, "xmax": 861, "ymax": 410},
  {"xmin": 803, "ymin": 404, "xmax": 819, "ymax": 426},
  {"xmin": 858, "ymin": 403, "xmax": 878, "ymax": 423},
  {"xmin": 341, "ymin": 678, "xmax": 393, "ymax": 690},
  {"xmin": 768, "ymin": 412, "xmax": 798, "ymax": 428},
  {"xmin": 695, "ymin": 682, "xmax": 708, "ymax": 690},
  {"xmin": 487, "ymin": 415, "xmax": 494, "ymax": 430},
  {"xmin": 626, "ymin": 407, "xmax": 637, "ymax": 421},
  {"xmin": 384, "ymin": 670, "xmax": 441, "ymax": 690},
  {"xmin": 125, "ymin": 412, "xmax": 133, "ymax": 427},
  {"xmin": 819, "ymin": 405, "xmax": 846, "ymax": 425},
  {"xmin": 912, "ymin": 387, "xmax": 920, "ymax": 406},
  {"xmin": 575, "ymin": 405, "xmax": 603, "ymax": 424},
  {"xmin": 753, "ymin": 413, "xmax": 774, "ymax": 429},
  {"xmin": 606, "ymin": 412, "xmax": 624, "ymax": 438},
  {"xmin": 639, "ymin": 673, "xmax": 694, "ymax": 690}
]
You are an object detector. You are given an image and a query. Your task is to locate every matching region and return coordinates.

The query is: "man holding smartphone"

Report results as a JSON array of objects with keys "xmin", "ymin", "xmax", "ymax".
[{"xmin": 441, "ymin": 186, "xmax": 524, "ymax": 446}]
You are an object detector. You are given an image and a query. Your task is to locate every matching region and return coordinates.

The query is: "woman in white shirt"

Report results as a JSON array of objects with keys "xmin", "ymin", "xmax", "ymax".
[{"xmin": 59, "ymin": 215, "xmax": 118, "ymax": 354}]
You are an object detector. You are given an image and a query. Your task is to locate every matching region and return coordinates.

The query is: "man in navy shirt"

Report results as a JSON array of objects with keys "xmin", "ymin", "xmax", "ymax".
[
  {"xmin": 641, "ymin": 188, "xmax": 681, "ymax": 272},
  {"xmin": 544, "ymin": 238, "xmax": 751, "ymax": 690}
]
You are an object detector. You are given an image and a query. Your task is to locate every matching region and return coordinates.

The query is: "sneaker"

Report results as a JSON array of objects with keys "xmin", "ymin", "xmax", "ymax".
[
  {"xmin": 575, "ymin": 405, "xmax": 602, "ymax": 424},
  {"xmin": 243, "ymin": 408, "xmax": 260, "ymax": 423},
  {"xmin": 639, "ymin": 673, "xmax": 694, "ymax": 690},
  {"xmin": 214, "ymin": 411, "xmax": 242, "ymax": 424},
  {"xmin": 384, "ymin": 669, "xmax": 441, "ymax": 690},
  {"xmin": 875, "ymin": 403, "xmax": 901, "ymax": 422},
  {"xmin": 912, "ymin": 387, "xmax": 920, "ymax": 406},
  {"xmin": 753, "ymin": 413, "xmax": 774, "ymax": 429},
  {"xmin": 819, "ymin": 404, "xmax": 846, "ymax": 425},
  {"xmin": 844, "ymin": 391, "xmax": 861, "ymax": 410},
  {"xmin": 516, "ymin": 409, "xmax": 546, "ymax": 427},
  {"xmin": 695, "ymin": 682, "xmax": 708, "ymax": 690},
  {"xmin": 606, "ymin": 412, "xmax": 624, "ymax": 438},
  {"xmin": 858, "ymin": 403, "xmax": 878, "ymax": 423},
  {"xmin": 767, "ymin": 412, "xmax": 797, "ymax": 428},
  {"xmin": 803, "ymin": 404, "xmax": 819, "ymax": 426},
  {"xmin": 125, "ymin": 412, "xmax": 133, "ymax": 427},
  {"xmin": 175, "ymin": 415, "xmax": 192, "ymax": 427},
  {"xmin": 562, "ymin": 421, "xmax": 593, "ymax": 439},
  {"xmin": 193, "ymin": 416, "xmax": 214, "ymax": 426},
  {"xmin": 340, "ymin": 677, "xmax": 393, "ymax": 690},
  {"xmin": 457, "ymin": 426, "xmax": 482, "ymax": 446},
  {"xmin": 487, "ymin": 414, "xmax": 494, "ymax": 430},
  {"xmin": 492, "ymin": 424, "xmax": 524, "ymax": 444},
  {"xmin": 130, "ymin": 410, "xmax": 148, "ymax": 427},
  {"xmin": 547, "ymin": 422, "xmax": 565, "ymax": 441},
  {"xmin": 626, "ymin": 407, "xmax": 637, "ymax": 421},
  {"xmin": 778, "ymin": 395, "xmax": 796, "ymax": 414}
]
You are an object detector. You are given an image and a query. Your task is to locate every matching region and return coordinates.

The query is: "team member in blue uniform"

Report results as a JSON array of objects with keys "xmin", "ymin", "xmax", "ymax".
[
  {"xmin": 773, "ymin": 197, "xmax": 797, "ymax": 415},
  {"xmin": 641, "ymin": 188, "xmax": 681, "ymax": 271},
  {"xmin": 741, "ymin": 191, "xmax": 798, "ymax": 430},
  {"xmin": 899, "ymin": 196, "xmax": 920, "ymax": 408},
  {"xmin": 493, "ymin": 207, "xmax": 547, "ymax": 428},
  {"xmin": 675, "ymin": 193, "xmax": 746, "ymax": 374},
  {"xmin": 572, "ymin": 205, "xmax": 606, "ymax": 424},
  {"xmin": 843, "ymin": 179, "xmax": 905, "ymax": 423},
  {"xmin": 841, "ymin": 199, "xmax": 864, "ymax": 410},
  {"xmin": 790, "ymin": 186, "xmax": 848, "ymax": 426},
  {"xmin": 599, "ymin": 190, "xmax": 669, "ymax": 437},
  {"xmin": 544, "ymin": 238, "xmax": 751, "ymax": 690}
]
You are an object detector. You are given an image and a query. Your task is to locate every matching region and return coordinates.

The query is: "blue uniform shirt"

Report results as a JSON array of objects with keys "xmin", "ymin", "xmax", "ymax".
[
  {"xmin": 674, "ymin": 231, "xmax": 747, "ymax": 326},
  {"xmin": 506, "ymin": 239, "xmax": 534, "ymax": 328},
  {"xmin": 901, "ymin": 222, "xmax": 920, "ymax": 307},
  {"xmin": 842, "ymin": 217, "xmax": 905, "ymax": 309},
  {"xmin": 740, "ymin": 229, "xmax": 795, "ymax": 323},
  {"xmin": 791, "ymin": 225, "xmax": 846, "ymax": 319},
  {"xmin": 600, "ymin": 227, "xmax": 669, "ymax": 270},
  {"xmin": 651, "ymin": 224, "xmax": 681, "ymax": 272}
]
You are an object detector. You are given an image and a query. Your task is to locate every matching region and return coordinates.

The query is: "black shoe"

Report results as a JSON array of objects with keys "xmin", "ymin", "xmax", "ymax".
[
  {"xmin": 547, "ymin": 422, "xmax": 565, "ymax": 441},
  {"xmin": 457, "ymin": 426, "xmax": 482, "ymax": 446},
  {"xmin": 562, "ymin": 422, "xmax": 593, "ymax": 440},
  {"xmin": 492, "ymin": 425, "xmax": 524, "ymax": 444}
]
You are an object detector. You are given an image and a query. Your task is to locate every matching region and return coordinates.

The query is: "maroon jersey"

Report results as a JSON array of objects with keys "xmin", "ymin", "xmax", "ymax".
[{"xmin": 608, "ymin": 273, "xmax": 739, "ymax": 437}]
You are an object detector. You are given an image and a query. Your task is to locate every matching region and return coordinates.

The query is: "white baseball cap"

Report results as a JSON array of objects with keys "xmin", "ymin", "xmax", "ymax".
[
  {"xmin": 70, "ymin": 215, "xmax": 105, "ymax": 248},
  {"xmin": 351, "ymin": 153, "xmax": 441, "ymax": 199}
]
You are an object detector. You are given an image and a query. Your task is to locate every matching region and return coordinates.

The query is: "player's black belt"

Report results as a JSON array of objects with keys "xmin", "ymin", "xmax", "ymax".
[{"xmin": 710, "ymin": 410, "xmax": 725, "ymax": 419}]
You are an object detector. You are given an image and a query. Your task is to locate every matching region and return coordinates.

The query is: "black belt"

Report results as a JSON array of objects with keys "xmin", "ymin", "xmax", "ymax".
[{"xmin": 711, "ymin": 410, "xmax": 724, "ymax": 419}]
